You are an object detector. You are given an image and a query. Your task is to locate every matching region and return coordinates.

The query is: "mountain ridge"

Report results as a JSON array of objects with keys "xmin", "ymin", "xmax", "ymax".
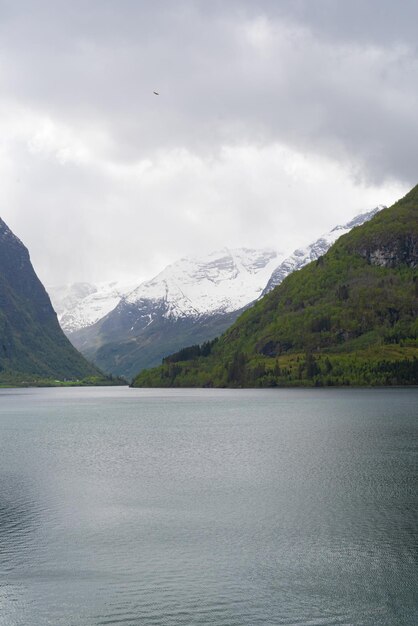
[
  {"xmin": 49, "ymin": 280, "xmax": 139, "ymax": 333},
  {"xmin": 53, "ymin": 208, "xmax": 382, "ymax": 379},
  {"xmin": 132, "ymin": 187, "xmax": 418, "ymax": 388},
  {"xmin": 0, "ymin": 217, "xmax": 108, "ymax": 385},
  {"xmin": 263, "ymin": 206, "xmax": 383, "ymax": 294},
  {"xmin": 65, "ymin": 248, "xmax": 281, "ymax": 378}
]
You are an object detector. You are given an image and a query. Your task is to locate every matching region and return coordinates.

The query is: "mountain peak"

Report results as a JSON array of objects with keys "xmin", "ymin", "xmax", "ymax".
[
  {"xmin": 330, "ymin": 206, "xmax": 383, "ymax": 233},
  {"xmin": 124, "ymin": 247, "xmax": 282, "ymax": 318},
  {"xmin": 263, "ymin": 206, "xmax": 384, "ymax": 295},
  {"xmin": 131, "ymin": 188, "xmax": 418, "ymax": 388},
  {"xmin": 63, "ymin": 247, "xmax": 283, "ymax": 379},
  {"xmin": 48, "ymin": 280, "xmax": 138, "ymax": 333},
  {"xmin": 54, "ymin": 205, "xmax": 393, "ymax": 380}
]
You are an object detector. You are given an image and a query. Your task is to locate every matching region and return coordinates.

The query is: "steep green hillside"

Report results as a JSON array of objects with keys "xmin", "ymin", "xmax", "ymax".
[
  {"xmin": 0, "ymin": 218, "xmax": 112, "ymax": 385},
  {"xmin": 133, "ymin": 186, "xmax": 418, "ymax": 388}
]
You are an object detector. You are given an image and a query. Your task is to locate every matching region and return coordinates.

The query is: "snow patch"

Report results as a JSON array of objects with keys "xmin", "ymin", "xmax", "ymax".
[
  {"xmin": 263, "ymin": 206, "xmax": 384, "ymax": 294},
  {"xmin": 48, "ymin": 280, "xmax": 138, "ymax": 332},
  {"xmin": 124, "ymin": 247, "xmax": 282, "ymax": 319}
]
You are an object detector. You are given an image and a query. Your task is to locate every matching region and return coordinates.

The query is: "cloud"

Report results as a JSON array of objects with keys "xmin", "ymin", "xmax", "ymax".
[
  {"xmin": 0, "ymin": 1, "xmax": 414, "ymax": 285},
  {"xmin": 2, "ymin": 130, "xmax": 405, "ymax": 286}
]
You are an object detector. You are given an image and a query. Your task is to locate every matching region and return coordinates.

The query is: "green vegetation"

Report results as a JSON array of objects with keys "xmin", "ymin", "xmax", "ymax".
[
  {"xmin": 0, "ymin": 217, "xmax": 119, "ymax": 386},
  {"xmin": 132, "ymin": 185, "xmax": 418, "ymax": 388},
  {"xmin": 0, "ymin": 373, "xmax": 127, "ymax": 388}
]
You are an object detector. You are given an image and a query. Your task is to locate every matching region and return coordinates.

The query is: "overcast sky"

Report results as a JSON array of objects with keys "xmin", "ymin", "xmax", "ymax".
[{"xmin": 0, "ymin": 0, "xmax": 415, "ymax": 286}]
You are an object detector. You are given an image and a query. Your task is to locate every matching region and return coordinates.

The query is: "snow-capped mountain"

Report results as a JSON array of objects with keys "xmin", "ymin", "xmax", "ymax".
[
  {"xmin": 61, "ymin": 207, "xmax": 384, "ymax": 380},
  {"xmin": 68, "ymin": 248, "xmax": 283, "ymax": 379},
  {"xmin": 50, "ymin": 248, "xmax": 281, "ymax": 336},
  {"xmin": 262, "ymin": 206, "xmax": 384, "ymax": 295},
  {"xmin": 124, "ymin": 247, "xmax": 281, "ymax": 321},
  {"xmin": 48, "ymin": 280, "xmax": 138, "ymax": 333}
]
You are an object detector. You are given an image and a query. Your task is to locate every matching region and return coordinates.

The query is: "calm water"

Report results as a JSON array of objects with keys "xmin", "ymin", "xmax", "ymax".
[{"xmin": 0, "ymin": 387, "xmax": 417, "ymax": 626}]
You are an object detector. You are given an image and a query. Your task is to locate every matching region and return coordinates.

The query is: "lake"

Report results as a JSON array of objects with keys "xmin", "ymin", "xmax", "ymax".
[{"xmin": 0, "ymin": 387, "xmax": 417, "ymax": 625}]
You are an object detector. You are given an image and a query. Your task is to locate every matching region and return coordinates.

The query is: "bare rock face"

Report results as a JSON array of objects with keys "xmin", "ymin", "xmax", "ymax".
[{"xmin": 358, "ymin": 235, "xmax": 418, "ymax": 269}]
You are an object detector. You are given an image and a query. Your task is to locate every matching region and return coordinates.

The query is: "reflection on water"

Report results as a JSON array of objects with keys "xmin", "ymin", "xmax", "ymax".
[{"xmin": 0, "ymin": 387, "xmax": 417, "ymax": 625}]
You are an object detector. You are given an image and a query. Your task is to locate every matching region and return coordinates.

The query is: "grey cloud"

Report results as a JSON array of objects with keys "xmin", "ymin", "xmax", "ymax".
[
  {"xmin": 0, "ymin": 0, "xmax": 416, "ymax": 182},
  {"xmin": 0, "ymin": 1, "xmax": 414, "ymax": 284},
  {"xmin": 221, "ymin": 0, "xmax": 418, "ymax": 47}
]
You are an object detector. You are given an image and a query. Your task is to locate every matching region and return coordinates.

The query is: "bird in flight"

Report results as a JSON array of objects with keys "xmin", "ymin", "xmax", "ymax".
[{"xmin": 153, "ymin": 91, "xmax": 159, "ymax": 96}]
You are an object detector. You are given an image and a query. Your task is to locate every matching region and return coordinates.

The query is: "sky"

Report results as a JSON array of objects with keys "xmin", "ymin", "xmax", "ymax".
[{"xmin": 0, "ymin": 0, "xmax": 416, "ymax": 286}]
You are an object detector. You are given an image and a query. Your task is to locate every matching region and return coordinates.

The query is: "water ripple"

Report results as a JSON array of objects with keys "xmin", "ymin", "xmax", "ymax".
[{"xmin": 0, "ymin": 387, "xmax": 416, "ymax": 626}]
